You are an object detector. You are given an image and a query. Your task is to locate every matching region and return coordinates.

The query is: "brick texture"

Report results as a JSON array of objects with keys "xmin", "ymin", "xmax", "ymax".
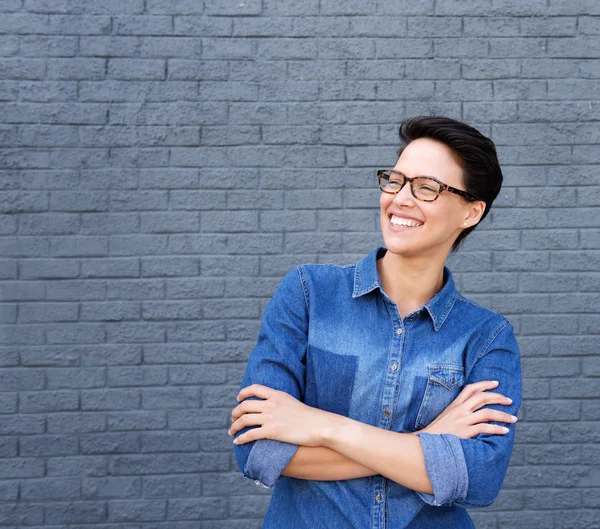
[{"xmin": 1, "ymin": 1, "xmax": 599, "ymax": 528}]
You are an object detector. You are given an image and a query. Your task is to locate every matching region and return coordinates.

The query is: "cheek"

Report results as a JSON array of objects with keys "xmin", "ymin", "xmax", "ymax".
[
  {"xmin": 379, "ymin": 194, "xmax": 390, "ymax": 214},
  {"xmin": 425, "ymin": 204, "xmax": 461, "ymax": 233}
]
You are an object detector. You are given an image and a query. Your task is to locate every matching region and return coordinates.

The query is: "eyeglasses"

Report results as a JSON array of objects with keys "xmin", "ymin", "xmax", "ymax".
[{"xmin": 377, "ymin": 169, "xmax": 482, "ymax": 202}]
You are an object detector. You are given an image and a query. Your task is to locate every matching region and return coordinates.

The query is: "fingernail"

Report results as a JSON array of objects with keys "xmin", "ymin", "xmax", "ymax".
[
  {"xmin": 511, "ymin": 415, "xmax": 518, "ymax": 422},
  {"xmin": 491, "ymin": 380, "xmax": 499, "ymax": 384},
  {"xmin": 505, "ymin": 398, "xmax": 513, "ymax": 403},
  {"xmin": 501, "ymin": 427, "xmax": 509, "ymax": 433},
  {"xmin": 233, "ymin": 438, "xmax": 239, "ymax": 444}
]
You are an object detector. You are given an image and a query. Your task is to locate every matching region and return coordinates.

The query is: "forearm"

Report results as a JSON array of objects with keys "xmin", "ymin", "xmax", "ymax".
[
  {"xmin": 281, "ymin": 445, "xmax": 378, "ymax": 481},
  {"xmin": 321, "ymin": 414, "xmax": 433, "ymax": 494}
]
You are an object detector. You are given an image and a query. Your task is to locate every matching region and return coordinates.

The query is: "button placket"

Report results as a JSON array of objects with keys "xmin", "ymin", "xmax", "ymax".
[{"xmin": 381, "ymin": 323, "xmax": 403, "ymax": 427}]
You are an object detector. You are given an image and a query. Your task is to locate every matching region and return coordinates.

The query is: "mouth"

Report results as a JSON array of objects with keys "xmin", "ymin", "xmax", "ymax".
[{"xmin": 387, "ymin": 213, "xmax": 424, "ymax": 230}]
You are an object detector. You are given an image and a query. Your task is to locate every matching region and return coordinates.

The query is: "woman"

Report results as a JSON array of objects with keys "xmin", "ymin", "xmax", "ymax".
[{"xmin": 228, "ymin": 116, "xmax": 522, "ymax": 528}]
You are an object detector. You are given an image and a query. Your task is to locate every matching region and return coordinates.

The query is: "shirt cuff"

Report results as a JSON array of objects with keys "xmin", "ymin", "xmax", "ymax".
[
  {"xmin": 415, "ymin": 432, "xmax": 468, "ymax": 506},
  {"xmin": 243, "ymin": 439, "xmax": 299, "ymax": 488}
]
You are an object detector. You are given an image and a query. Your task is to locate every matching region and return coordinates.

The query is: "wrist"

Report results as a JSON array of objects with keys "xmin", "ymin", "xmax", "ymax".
[{"xmin": 318, "ymin": 410, "xmax": 345, "ymax": 448}]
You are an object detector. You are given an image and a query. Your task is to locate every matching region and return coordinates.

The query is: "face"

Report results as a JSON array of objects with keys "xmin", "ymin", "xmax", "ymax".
[{"xmin": 379, "ymin": 137, "xmax": 485, "ymax": 259}]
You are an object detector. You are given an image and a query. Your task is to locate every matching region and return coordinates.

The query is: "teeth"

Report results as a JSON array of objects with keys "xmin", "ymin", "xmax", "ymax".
[{"xmin": 390, "ymin": 215, "xmax": 422, "ymax": 228}]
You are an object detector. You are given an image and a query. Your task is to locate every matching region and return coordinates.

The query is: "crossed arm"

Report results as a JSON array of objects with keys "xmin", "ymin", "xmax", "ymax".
[{"xmin": 230, "ymin": 380, "xmax": 517, "ymax": 497}]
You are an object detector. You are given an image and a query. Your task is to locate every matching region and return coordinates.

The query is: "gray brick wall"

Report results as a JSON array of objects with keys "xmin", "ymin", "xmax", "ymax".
[{"xmin": 1, "ymin": 1, "xmax": 599, "ymax": 527}]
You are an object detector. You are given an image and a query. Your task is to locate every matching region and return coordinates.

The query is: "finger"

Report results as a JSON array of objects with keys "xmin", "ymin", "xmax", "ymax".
[
  {"xmin": 231, "ymin": 400, "xmax": 266, "ymax": 422},
  {"xmin": 237, "ymin": 384, "xmax": 273, "ymax": 402},
  {"xmin": 453, "ymin": 380, "xmax": 499, "ymax": 406},
  {"xmin": 470, "ymin": 423, "xmax": 511, "ymax": 437},
  {"xmin": 466, "ymin": 391, "xmax": 512, "ymax": 412},
  {"xmin": 228, "ymin": 413, "xmax": 264, "ymax": 437},
  {"xmin": 470, "ymin": 409, "xmax": 518, "ymax": 425},
  {"xmin": 233, "ymin": 426, "xmax": 268, "ymax": 445}
]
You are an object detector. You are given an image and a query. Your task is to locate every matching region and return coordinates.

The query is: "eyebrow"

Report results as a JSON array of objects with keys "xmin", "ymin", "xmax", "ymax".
[{"xmin": 391, "ymin": 169, "xmax": 441, "ymax": 181}]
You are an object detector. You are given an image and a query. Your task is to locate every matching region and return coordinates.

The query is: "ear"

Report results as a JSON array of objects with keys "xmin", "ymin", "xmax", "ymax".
[{"xmin": 463, "ymin": 200, "xmax": 486, "ymax": 228}]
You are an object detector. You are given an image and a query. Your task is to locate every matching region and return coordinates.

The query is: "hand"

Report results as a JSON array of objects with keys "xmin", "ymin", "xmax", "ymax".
[
  {"xmin": 228, "ymin": 384, "xmax": 333, "ymax": 447},
  {"xmin": 419, "ymin": 380, "xmax": 517, "ymax": 439}
]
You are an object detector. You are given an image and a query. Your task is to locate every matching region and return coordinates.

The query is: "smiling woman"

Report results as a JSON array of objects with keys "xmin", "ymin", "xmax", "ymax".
[{"xmin": 229, "ymin": 116, "xmax": 522, "ymax": 529}]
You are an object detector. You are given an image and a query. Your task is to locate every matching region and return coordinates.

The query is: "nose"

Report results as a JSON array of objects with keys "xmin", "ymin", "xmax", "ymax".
[{"xmin": 392, "ymin": 180, "xmax": 416, "ymax": 206}]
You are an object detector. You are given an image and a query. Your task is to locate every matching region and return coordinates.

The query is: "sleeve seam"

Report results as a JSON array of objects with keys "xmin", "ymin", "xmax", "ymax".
[
  {"xmin": 474, "ymin": 318, "xmax": 512, "ymax": 364},
  {"xmin": 296, "ymin": 264, "xmax": 310, "ymax": 317}
]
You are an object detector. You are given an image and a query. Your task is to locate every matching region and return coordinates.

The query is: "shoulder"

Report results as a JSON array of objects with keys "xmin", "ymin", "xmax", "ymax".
[
  {"xmin": 452, "ymin": 291, "xmax": 517, "ymax": 358},
  {"xmin": 453, "ymin": 291, "xmax": 511, "ymax": 328},
  {"xmin": 292, "ymin": 260, "xmax": 357, "ymax": 310},
  {"xmin": 295, "ymin": 260, "xmax": 355, "ymax": 285}
]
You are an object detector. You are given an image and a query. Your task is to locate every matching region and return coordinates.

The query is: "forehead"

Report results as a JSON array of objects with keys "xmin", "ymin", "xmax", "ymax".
[{"xmin": 394, "ymin": 137, "xmax": 463, "ymax": 185}]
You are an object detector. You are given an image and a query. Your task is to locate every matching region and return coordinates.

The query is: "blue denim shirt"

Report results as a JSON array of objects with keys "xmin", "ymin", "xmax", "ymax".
[{"xmin": 234, "ymin": 245, "xmax": 522, "ymax": 529}]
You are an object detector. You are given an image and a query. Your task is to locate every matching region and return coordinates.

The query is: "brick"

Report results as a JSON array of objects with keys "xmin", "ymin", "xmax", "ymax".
[
  {"xmin": 46, "ymin": 456, "xmax": 107, "ymax": 477},
  {"xmin": 46, "ymin": 502, "xmax": 107, "ymax": 524},
  {"xmin": 108, "ymin": 59, "xmax": 166, "ymax": 80},
  {"xmin": 168, "ymin": 498, "xmax": 227, "ymax": 521},
  {"xmin": 107, "ymin": 410, "xmax": 167, "ymax": 431},
  {"xmin": 47, "ymin": 412, "xmax": 106, "ymax": 433},
  {"xmin": 170, "ymin": 365, "xmax": 228, "ymax": 385},
  {"xmin": 21, "ymin": 478, "xmax": 80, "ymax": 500},
  {"xmin": 143, "ymin": 475, "xmax": 202, "ymax": 497},
  {"xmin": 82, "ymin": 389, "xmax": 141, "ymax": 411},
  {"xmin": 81, "ymin": 432, "xmax": 140, "ymax": 454},
  {"xmin": 108, "ymin": 366, "xmax": 167, "ymax": 387},
  {"xmin": 109, "ymin": 499, "xmax": 167, "ymax": 522},
  {"xmin": 166, "ymin": 321, "xmax": 226, "ymax": 342},
  {"xmin": 0, "ymin": 504, "xmax": 44, "ymax": 526},
  {"xmin": 205, "ymin": 0, "xmax": 261, "ymax": 15},
  {"xmin": 141, "ymin": 212, "xmax": 200, "ymax": 233},
  {"xmin": 19, "ymin": 302, "xmax": 77, "ymax": 323},
  {"xmin": 0, "ymin": 456, "xmax": 44, "ymax": 480},
  {"xmin": 141, "ymin": 431, "xmax": 198, "ymax": 452},
  {"xmin": 169, "ymin": 408, "xmax": 227, "ymax": 430},
  {"xmin": 82, "ymin": 477, "xmax": 141, "ymax": 499},
  {"xmin": 141, "ymin": 387, "xmax": 200, "ymax": 409},
  {"xmin": 0, "ymin": 480, "xmax": 18, "ymax": 500},
  {"xmin": 0, "ymin": 392, "xmax": 17, "ymax": 413},
  {"xmin": 106, "ymin": 323, "xmax": 164, "ymax": 343},
  {"xmin": 522, "ymin": 358, "xmax": 580, "ymax": 378}
]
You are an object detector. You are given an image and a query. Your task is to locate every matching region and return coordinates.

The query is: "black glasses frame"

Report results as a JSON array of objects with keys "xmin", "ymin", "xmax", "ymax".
[{"xmin": 377, "ymin": 169, "xmax": 482, "ymax": 202}]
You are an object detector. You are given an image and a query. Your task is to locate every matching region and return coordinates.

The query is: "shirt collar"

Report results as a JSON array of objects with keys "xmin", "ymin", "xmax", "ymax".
[{"xmin": 352, "ymin": 246, "xmax": 457, "ymax": 331}]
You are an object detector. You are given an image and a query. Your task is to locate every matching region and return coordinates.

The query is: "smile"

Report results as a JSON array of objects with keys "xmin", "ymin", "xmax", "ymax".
[{"xmin": 389, "ymin": 214, "xmax": 423, "ymax": 228}]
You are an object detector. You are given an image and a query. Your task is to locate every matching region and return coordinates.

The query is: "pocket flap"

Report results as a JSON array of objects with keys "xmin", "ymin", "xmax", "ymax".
[{"xmin": 428, "ymin": 365, "xmax": 465, "ymax": 391}]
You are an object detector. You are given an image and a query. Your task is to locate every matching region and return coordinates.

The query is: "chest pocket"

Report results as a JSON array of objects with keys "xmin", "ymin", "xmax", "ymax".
[
  {"xmin": 414, "ymin": 364, "xmax": 466, "ymax": 431},
  {"xmin": 304, "ymin": 344, "xmax": 357, "ymax": 417}
]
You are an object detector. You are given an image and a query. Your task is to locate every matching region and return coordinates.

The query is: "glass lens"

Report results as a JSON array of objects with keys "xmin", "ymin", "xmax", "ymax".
[
  {"xmin": 412, "ymin": 177, "xmax": 441, "ymax": 200},
  {"xmin": 379, "ymin": 171, "xmax": 403, "ymax": 193}
]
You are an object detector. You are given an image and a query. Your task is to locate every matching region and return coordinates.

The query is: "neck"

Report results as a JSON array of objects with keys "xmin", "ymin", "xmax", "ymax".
[{"xmin": 376, "ymin": 248, "xmax": 447, "ymax": 313}]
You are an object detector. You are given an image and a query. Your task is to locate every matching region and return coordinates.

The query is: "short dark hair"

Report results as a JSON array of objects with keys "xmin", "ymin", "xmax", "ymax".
[{"xmin": 397, "ymin": 115, "xmax": 503, "ymax": 254}]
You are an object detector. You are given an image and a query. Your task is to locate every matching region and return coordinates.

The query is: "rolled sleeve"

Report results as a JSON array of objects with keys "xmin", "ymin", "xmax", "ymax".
[
  {"xmin": 416, "ymin": 433, "xmax": 468, "ymax": 506},
  {"xmin": 243, "ymin": 439, "xmax": 299, "ymax": 488},
  {"xmin": 233, "ymin": 266, "xmax": 309, "ymax": 488}
]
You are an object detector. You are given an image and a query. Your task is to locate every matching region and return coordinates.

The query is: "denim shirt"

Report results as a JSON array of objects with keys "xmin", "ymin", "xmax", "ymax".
[{"xmin": 233, "ymin": 246, "xmax": 522, "ymax": 529}]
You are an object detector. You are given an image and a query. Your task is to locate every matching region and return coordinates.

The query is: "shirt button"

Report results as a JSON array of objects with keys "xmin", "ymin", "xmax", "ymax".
[
  {"xmin": 391, "ymin": 362, "xmax": 398, "ymax": 371},
  {"xmin": 375, "ymin": 492, "xmax": 382, "ymax": 503},
  {"xmin": 383, "ymin": 408, "xmax": 390, "ymax": 418},
  {"xmin": 396, "ymin": 328, "xmax": 403, "ymax": 335}
]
